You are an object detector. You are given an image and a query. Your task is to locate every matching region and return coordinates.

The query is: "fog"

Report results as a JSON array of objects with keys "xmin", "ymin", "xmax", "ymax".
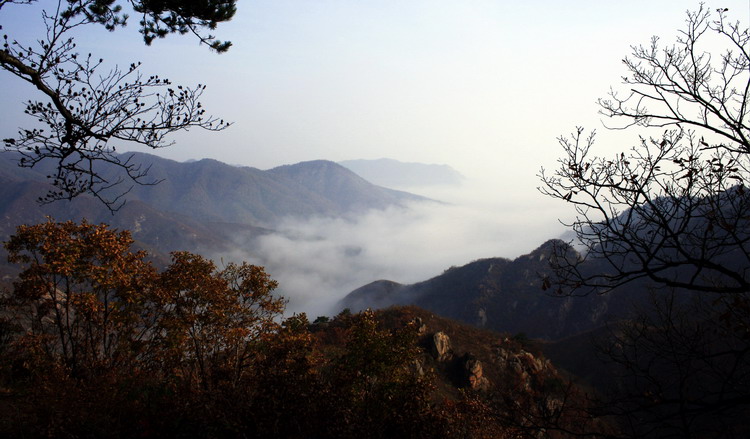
[{"xmin": 224, "ymin": 177, "xmax": 571, "ymax": 318}]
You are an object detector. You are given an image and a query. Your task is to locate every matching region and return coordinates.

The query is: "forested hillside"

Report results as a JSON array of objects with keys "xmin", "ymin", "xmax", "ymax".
[
  {"xmin": 0, "ymin": 220, "xmax": 606, "ymax": 438},
  {"xmin": 341, "ymin": 239, "xmax": 651, "ymax": 340}
]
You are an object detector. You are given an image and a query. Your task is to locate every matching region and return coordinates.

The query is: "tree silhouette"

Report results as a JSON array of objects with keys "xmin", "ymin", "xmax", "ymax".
[
  {"xmin": 595, "ymin": 291, "xmax": 750, "ymax": 438},
  {"xmin": 540, "ymin": 6, "xmax": 750, "ymax": 437},
  {"xmin": 1, "ymin": 0, "xmax": 233, "ymax": 211},
  {"xmin": 540, "ymin": 6, "xmax": 750, "ymax": 296}
]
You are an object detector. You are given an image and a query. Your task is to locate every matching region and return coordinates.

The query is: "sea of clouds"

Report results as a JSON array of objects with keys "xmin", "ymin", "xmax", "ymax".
[{"xmin": 221, "ymin": 180, "xmax": 571, "ymax": 318}]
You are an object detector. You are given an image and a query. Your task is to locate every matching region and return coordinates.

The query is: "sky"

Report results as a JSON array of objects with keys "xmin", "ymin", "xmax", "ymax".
[
  {"xmin": 4, "ymin": 1, "xmax": 749, "ymax": 180},
  {"xmin": 2, "ymin": 1, "xmax": 750, "ymax": 314}
]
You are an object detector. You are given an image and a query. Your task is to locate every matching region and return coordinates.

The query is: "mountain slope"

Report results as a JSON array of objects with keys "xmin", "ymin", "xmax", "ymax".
[
  {"xmin": 0, "ymin": 174, "xmax": 270, "ymax": 271},
  {"xmin": 0, "ymin": 152, "xmax": 429, "ymax": 223},
  {"xmin": 91, "ymin": 154, "xmax": 430, "ymax": 225},
  {"xmin": 341, "ymin": 240, "xmax": 649, "ymax": 340},
  {"xmin": 0, "ymin": 153, "xmax": 428, "ymax": 265},
  {"xmin": 269, "ymin": 160, "xmax": 426, "ymax": 210}
]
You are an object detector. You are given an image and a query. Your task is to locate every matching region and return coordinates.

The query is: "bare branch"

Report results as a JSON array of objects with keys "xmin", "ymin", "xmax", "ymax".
[
  {"xmin": 541, "ymin": 5, "xmax": 750, "ymax": 297},
  {"xmin": 1, "ymin": 0, "xmax": 232, "ymax": 212}
]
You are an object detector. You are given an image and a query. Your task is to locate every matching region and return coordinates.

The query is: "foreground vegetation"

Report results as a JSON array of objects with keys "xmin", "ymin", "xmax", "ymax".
[{"xmin": 0, "ymin": 219, "xmax": 607, "ymax": 438}]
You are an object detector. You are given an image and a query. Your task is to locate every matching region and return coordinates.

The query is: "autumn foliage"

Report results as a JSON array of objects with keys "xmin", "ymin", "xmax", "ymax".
[{"xmin": 0, "ymin": 220, "xmax": 598, "ymax": 438}]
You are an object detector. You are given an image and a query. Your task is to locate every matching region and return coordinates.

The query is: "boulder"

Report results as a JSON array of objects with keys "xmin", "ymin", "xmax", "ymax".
[
  {"xmin": 431, "ymin": 331, "xmax": 453, "ymax": 362},
  {"xmin": 412, "ymin": 317, "xmax": 428, "ymax": 335},
  {"xmin": 411, "ymin": 358, "xmax": 425, "ymax": 377},
  {"xmin": 462, "ymin": 353, "xmax": 490, "ymax": 391}
]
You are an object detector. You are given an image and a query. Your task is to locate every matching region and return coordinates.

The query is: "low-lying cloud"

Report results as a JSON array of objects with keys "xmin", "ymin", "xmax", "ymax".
[{"xmin": 225, "ymin": 182, "xmax": 570, "ymax": 318}]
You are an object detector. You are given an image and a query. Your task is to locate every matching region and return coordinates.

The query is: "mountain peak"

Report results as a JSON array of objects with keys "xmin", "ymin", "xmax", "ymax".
[
  {"xmin": 524, "ymin": 239, "xmax": 579, "ymax": 262},
  {"xmin": 0, "ymin": 152, "xmax": 428, "ymax": 230}
]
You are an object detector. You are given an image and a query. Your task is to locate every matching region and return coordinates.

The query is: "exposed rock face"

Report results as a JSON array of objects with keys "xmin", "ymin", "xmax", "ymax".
[
  {"xmin": 461, "ymin": 353, "xmax": 490, "ymax": 391},
  {"xmin": 413, "ymin": 317, "xmax": 428, "ymax": 335},
  {"xmin": 411, "ymin": 358, "xmax": 425, "ymax": 377},
  {"xmin": 508, "ymin": 350, "xmax": 551, "ymax": 392},
  {"xmin": 369, "ymin": 307, "xmax": 581, "ymax": 431},
  {"xmin": 431, "ymin": 331, "xmax": 453, "ymax": 362}
]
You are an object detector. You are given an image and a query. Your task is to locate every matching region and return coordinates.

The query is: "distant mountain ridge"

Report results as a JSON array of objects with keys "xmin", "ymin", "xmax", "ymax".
[
  {"xmin": 340, "ymin": 240, "xmax": 653, "ymax": 341},
  {"xmin": 95, "ymin": 155, "xmax": 429, "ymax": 226},
  {"xmin": 0, "ymin": 152, "xmax": 430, "ymax": 264},
  {"xmin": 268, "ymin": 160, "xmax": 426, "ymax": 212},
  {"xmin": 338, "ymin": 158, "xmax": 464, "ymax": 189}
]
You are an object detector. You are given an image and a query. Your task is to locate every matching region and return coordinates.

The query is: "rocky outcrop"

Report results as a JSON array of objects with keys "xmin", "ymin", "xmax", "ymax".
[
  {"xmin": 411, "ymin": 358, "xmax": 425, "ymax": 377},
  {"xmin": 428, "ymin": 330, "xmax": 488, "ymax": 390},
  {"xmin": 412, "ymin": 316, "xmax": 428, "ymax": 335},
  {"xmin": 507, "ymin": 349, "xmax": 552, "ymax": 392},
  {"xmin": 368, "ymin": 307, "xmax": 581, "ymax": 430},
  {"xmin": 431, "ymin": 331, "xmax": 453, "ymax": 362},
  {"xmin": 461, "ymin": 353, "xmax": 490, "ymax": 391}
]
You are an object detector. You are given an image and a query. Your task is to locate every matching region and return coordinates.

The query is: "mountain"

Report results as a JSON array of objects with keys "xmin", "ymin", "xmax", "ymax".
[
  {"xmin": 340, "ymin": 240, "xmax": 651, "ymax": 340},
  {"xmin": 94, "ymin": 155, "xmax": 430, "ymax": 226},
  {"xmin": 0, "ymin": 152, "xmax": 429, "ymax": 263},
  {"xmin": 267, "ymin": 160, "xmax": 427, "ymax": 211},
  {"xmin": 0, "ymin": 153, "xmax": 428, "ymax": 226},
  {"xmin": 0, "ymin": 171, "xmax": 271, "ymax": 277},
  {"xmin": 306, "ymin": 306, "xmax": 606, "ymax": 436},
  {"xmin": 338, "ymin": 158, "xmax": 464, "ymax": 189}
]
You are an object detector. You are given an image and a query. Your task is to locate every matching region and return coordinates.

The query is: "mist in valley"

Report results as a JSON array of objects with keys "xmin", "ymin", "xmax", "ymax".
[{"xmin": 221, "ymin": 174, "xmax": 570, "ymax": 318}]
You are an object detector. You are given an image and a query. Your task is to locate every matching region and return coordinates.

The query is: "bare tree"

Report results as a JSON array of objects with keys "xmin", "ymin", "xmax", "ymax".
[
  {"xmin": 539, "ymin": 5, "xmax": 750, "ymax": 296},
  {"xmin": 540, "ymin": 6, "xmax": 750, "ymax": 437},
  {"xmin": 1, "ymin": 0, "xmax": 234, "ymax": 211}
]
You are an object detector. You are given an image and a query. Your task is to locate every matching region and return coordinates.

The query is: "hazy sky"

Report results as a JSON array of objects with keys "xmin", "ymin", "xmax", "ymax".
[{"xmin": 4, "ymin": 1, "xmax": 749, "ymax": 181}]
